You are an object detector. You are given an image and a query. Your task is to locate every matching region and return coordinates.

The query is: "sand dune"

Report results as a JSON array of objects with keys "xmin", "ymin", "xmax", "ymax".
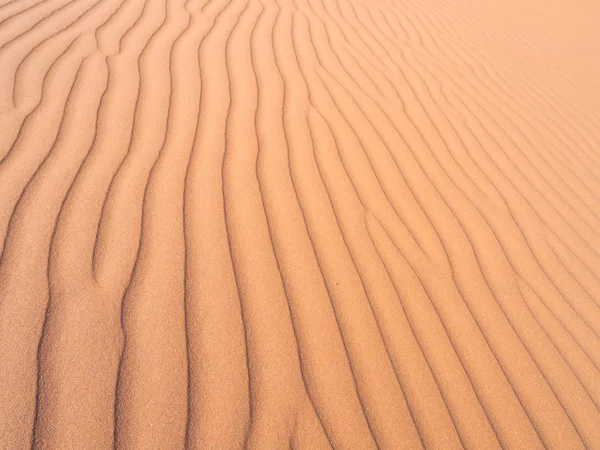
[{"xmin": 0, "ymin": 0, "xmax": 599, "ymax": 447}]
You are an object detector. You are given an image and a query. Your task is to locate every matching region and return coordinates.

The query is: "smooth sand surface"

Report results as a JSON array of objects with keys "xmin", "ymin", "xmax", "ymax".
[{"xmin": 1, "ymin": 0, "xmax": 600, "ymax": 447}]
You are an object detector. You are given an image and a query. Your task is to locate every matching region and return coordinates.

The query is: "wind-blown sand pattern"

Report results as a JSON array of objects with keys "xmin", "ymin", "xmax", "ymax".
[{"xmin": 0, "ymin": 0, "xmax": 599, "ymax": 446}]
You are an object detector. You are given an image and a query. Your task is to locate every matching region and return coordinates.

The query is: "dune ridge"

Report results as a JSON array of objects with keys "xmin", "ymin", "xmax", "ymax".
[{"xmin": 1, "ymin": 0, "xmax": 599, "ymax": 447}]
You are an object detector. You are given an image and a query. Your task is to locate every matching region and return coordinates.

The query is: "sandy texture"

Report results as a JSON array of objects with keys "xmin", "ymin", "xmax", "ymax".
[{"xmin": 1, "ymin": 0, "xmax": 600, "ymax": 447}]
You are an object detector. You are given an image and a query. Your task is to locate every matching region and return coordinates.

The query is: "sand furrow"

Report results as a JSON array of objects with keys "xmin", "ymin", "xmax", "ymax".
[
  {"xmin": 356, "ymin": 2, "xmax": 593, "ymax": 239},
  {"xmin": 384, "ymin": 0, "xmax": 600, "ymax": 189},
  {"xmin": 1, "ymin": 0, "xmax": 600, "ymax": 447},
  {"xmin": 25, "ymin": 53, "xmax": 107, "ymax": 447},
  {"xmin": 396, "ymin": 7, "xmax": 600, "ymax": 246},
  {"xmin": 253, "ymin": 3, "xmax": 366, "ymax": 447},
  {"xmin": 302, "ymin": 25, "xmax": 592, "ymax": 450},
  {"xmin": 183, "ymin": 0, "xmax": 252, "ymax": 447},
  {"xmin": 113, "ymin": 0, "xmax": 193, "ymax": 446},
  {"xmin": 222, "ymin": 1, "xmax": 332, "ymax": 446},
  {"xmin": 0, "ymin": 44, "xmax": 87, "ymax": 449},
  {"xmin": 346, "ymin": 5, "xmax": 600, "ymax": 432}
]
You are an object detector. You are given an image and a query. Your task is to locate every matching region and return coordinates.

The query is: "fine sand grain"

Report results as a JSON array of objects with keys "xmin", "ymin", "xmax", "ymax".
[{"xmin": 1, "ymin": 0, "xmax": 600, "ymax": 447}]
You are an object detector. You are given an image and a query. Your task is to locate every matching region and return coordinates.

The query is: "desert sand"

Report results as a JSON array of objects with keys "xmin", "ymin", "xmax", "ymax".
[{"xmin": 0, "ymin": 0, "xmax": 599, "ymax": 447}]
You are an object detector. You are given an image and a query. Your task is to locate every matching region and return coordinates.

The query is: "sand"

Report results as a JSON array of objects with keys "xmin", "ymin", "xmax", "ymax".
[{"xmin": 0, "ymin": 0, "xmax": 599, "ymax": 447}]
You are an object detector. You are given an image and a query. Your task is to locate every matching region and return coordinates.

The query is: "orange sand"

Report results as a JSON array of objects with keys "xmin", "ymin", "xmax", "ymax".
[{"xmin": 1, "ymin": 0, "xmax": 600, "ymax": 447}]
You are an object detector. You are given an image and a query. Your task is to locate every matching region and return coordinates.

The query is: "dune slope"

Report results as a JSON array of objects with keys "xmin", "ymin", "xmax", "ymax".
[{"xmin": 1, "ymin": 0, "xmax": 600, "ymax": 447}]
